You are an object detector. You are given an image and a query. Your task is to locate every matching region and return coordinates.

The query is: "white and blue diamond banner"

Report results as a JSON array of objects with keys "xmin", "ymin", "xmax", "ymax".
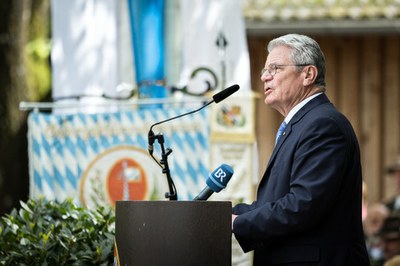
[{"xmin": 27, "ymin": 108, "xmax": 209, "ymax": 208}]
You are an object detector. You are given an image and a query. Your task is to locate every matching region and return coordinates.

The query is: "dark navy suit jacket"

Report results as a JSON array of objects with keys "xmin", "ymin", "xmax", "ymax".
[{"xmin": 232, "ymin": 94, "xmax": 370, "ymax": 265}]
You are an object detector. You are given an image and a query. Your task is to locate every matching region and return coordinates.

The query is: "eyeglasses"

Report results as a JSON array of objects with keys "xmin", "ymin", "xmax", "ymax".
[{"xmin": 260, "ymin": 64, "xmax": 309, "ymax": 78}]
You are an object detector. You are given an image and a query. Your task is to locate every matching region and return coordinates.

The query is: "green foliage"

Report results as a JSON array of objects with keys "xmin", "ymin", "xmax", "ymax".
[
  {"xmin": 0, "ymin": 198, "xmax": 115, "ymax": 265},
  {"xmin": 25, "ymin": 37, "xmax": 51, "ymax": 100}
]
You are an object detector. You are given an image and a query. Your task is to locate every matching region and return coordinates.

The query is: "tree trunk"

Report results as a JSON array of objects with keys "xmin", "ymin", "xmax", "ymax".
[{"xmin": 0, "ymin": 0, "xmax": 50, "ymax": 215}]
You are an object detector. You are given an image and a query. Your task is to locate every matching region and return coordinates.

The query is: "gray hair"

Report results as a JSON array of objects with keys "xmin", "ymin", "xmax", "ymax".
[{"xmin": 267, "ymin": 34, "xmax": 326, "ymax": 91}]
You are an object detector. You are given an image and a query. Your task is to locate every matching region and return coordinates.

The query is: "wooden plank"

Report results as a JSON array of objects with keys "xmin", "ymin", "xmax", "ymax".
[
  {"xmin": 360, "ymin": 36, "xmax": 383, "ymax": 203},
  {"xmin": 318, "ymin": 37, "xmax": 339, "ymax": 105},
  {"xmin": 383, "ymin": 36, "xmax": 400, "ymax": 201},
  {"xmin": 338, "ymin": 37, "xmax": 361, "ymax": 137}
]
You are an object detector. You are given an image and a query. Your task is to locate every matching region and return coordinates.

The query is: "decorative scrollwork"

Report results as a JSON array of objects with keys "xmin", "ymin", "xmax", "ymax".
[{"xmin": 171, "ymin": 66, "xmax": 218, "ymax": 97}]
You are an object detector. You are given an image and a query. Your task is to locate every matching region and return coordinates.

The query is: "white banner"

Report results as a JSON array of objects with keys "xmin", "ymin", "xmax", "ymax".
[
  {"xmin": 51, "ymin": 0, "xmax": 134, "ymax": 101},
  {"xmin": 179, "ymin": 0, "xmax": 251, "ymax": 92}
]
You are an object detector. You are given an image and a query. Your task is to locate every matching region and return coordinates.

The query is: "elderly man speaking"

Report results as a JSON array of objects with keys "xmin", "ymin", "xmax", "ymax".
[{"xmin": 232, "ymin": 34, "xmax": 370, "ymax": 266}]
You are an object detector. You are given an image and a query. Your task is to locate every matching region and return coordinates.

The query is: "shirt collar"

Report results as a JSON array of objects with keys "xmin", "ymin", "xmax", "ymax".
[{"xmin": 284, "ymin": 92, "xmax": 323, "ymax": 124}]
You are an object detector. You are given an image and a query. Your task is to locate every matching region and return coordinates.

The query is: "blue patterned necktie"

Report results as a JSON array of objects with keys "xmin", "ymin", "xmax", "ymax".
[{"xmin": 275, "ymin": 121, "xmax": 287, "ymax": 144}]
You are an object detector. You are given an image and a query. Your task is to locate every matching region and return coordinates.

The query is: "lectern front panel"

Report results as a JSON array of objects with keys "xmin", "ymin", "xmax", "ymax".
[{"xmin": 115, "ymin": 200, "xmax": 231, "ymax": 266}]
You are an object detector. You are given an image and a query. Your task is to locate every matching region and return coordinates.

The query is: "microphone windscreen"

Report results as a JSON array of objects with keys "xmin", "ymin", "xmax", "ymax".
[
  {"xmin": 212, "ymin": 84, "xmax": 240, "ymax": 103},
  {"xmin": 206, "ymin": 164, "xmax": 234, "ymax": 192}
]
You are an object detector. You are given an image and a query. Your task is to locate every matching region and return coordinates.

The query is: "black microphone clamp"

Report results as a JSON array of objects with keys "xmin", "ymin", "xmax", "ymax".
[{"xmin": 148, "ymin": 130, "xmax": 155, "ymax": 155}]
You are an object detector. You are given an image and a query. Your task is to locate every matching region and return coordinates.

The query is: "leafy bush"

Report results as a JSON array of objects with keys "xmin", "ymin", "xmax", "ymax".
[{"xmin": 0, "ymin": 198, "xmax": 115, "ymax": 265}]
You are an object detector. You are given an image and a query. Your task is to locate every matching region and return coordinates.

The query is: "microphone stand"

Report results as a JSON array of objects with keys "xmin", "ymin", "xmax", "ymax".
[
  {"xmin": 148, "ymin": 101, "xmax": 214, "ymax": 201},
  {"xmin": 153, "ymin": 133, "xmax": 177, "ymax": 200}
]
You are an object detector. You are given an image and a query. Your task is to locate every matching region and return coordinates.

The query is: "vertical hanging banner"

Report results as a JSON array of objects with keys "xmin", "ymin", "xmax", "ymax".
[
  {"xmin": 209, "ymin": 92, "xmax": 258, "ymax": 205},
  {"xmin": 51, "ymin": 0, "xmax": 135, "ymax": 114},
  {"xmin": 209, "ymin": 92, "xmax": 258, "ymax": 266},
  {"xmin": 51, "ymin": 0, "xmax": 123, "ymax": 99},
  {"xmin": 179, "ymin": 0, "xmax": 251, "ymax": 93},
  {"xmin": 128, "ymin": 0, "xmax": 167, "ymax": 101},
  {"xmin": 27, "ymin": 108, "xmax": 209, "ymax": 209}
]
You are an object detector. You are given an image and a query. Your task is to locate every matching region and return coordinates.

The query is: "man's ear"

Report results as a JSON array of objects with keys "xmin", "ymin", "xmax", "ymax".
[{"xmin": 303, "ymin": 65, "xmax": 318, "ymax": 86}]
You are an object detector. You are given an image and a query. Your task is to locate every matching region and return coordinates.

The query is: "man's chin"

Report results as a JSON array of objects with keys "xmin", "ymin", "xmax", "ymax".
[{"xmin": 264, "ymin": 97, "xmax": 275, "ymax": 106}]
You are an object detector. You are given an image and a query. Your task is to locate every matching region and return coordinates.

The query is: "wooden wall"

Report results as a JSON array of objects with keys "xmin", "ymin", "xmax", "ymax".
[{"xmin": 248, "ymin": 34, "xmax": 400, "ymax": 204}]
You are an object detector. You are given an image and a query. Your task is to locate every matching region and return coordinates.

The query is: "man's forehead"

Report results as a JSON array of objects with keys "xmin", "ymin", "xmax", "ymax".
[{"xmin": 267, "ymin": 46, "xmax": 292, "ymax": 63}]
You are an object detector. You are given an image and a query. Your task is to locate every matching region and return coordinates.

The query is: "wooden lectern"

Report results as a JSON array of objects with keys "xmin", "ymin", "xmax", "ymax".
[{"xmin": 115, "ymin": 200, "xmax": 232, "ymax": 266}]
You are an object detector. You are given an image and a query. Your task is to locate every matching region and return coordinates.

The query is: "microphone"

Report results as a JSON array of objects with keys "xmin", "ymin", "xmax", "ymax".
[
  {"xmin": 147, "ymin": 84, "xmax": 240, "ymax": 154},
  {"xmin": 212, "ymin": 84, "xmax": 240, "ymax": 103},
  {"xmin": 193, "ymin": 163, "xmax": 234, "ymax": 201}
]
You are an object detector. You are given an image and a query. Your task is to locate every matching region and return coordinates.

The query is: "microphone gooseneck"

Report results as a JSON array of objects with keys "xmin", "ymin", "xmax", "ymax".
[{"xmin": 149, "ymin": 84, "xmax": 240, "ymax": 131}]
